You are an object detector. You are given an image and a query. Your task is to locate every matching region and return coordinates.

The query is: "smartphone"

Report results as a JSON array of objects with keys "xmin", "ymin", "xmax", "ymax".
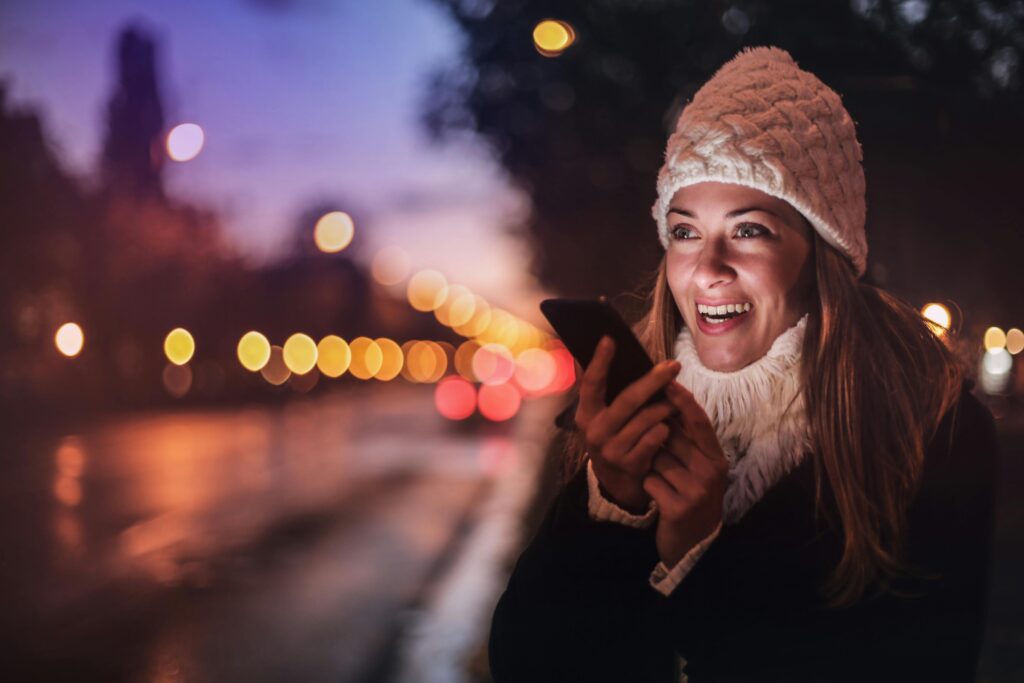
[{"xmin": 540, "ymin": 296, "xmax": 669, "ymax": 428}]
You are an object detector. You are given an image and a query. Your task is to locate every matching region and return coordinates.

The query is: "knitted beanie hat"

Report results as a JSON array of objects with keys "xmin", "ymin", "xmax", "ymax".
[{"xmin": 652, "ymin": 46, "xmax": 868, "ymax": 277}]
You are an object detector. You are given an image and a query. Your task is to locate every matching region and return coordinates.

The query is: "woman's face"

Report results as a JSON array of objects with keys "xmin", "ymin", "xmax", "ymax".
[{"xmin": 665, "ymin": 182, "xmax": 815, "ymax": 372}]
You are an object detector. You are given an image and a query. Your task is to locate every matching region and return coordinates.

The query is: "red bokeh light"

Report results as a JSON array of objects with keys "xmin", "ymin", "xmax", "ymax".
[
  {"xmin": 434, "ymin": 375, "xmax": 477, "ymax": 420},
  {"xmin": 478, "ymin": 382, "xmax": 521, "ymax": 422},
  {"xmin": 547, "ymin": 346, "xmax": 577, "ymax": 394}
]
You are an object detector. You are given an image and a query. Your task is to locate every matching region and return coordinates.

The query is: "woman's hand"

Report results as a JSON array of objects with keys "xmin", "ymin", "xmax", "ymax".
[
  {"xmin": 574, "ymin": 336, "xmax": 681, "ymax": 512},
  {"xmin": 643, "ymin": 381, "xmax": 729, "ymax": 567}
]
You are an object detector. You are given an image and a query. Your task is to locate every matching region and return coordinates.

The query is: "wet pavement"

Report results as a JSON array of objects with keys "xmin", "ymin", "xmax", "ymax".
[{"xmin": 0, "ymin": 383, "xmax": 520, "ymax": 682}]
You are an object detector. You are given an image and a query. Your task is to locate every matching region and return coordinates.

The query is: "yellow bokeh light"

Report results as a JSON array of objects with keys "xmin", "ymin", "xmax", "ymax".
[
  {"xmin": 166, "ymin": 123, "xmax": 205, "ymax": 162},
  {"xmin": 984, "ymin": 326, "xmax": 1007, "ymax": 352},
  {"xmin": 317, "ymin": 335, "xmax": 351, "ymax": 377},
  {"xmin": 283, "ymin": 333, "xmax": 318, "ymax": 374},
  {"xmin": 237, "ymin": 331, "xmax": 271, "ymax": 371},
  {"xmin": 454, "ymin": 297, "xmax": 492, "ymax": 338},
  {"xmin": 434, "ymin": 284, "xmax": 473, "ymax": 327},
  {"xmin": 55, "ymin": 322, "xmax": 84, "ymax": 357},
  {"xmin": 349, "ymin": 337, "xmax": 383, "ymax": 380},
  {"xmin": 164, "ymin": 327, "xmax": 195, "ymax": 365},
  {"xmin": 921, "ymin": 303, "xmax": 951, "ymax": 337},
  {"xmin": 533, "ymin": 19, "xmax": 575, "ymax": 56},
  {"xmin": 404, "ymin": 341, "xmax": 447, "ymax": 383},
  {"xmin": 1006, "ymin": 328, "xmax": 1024, "ymax": 355},
  {"xmin": 371, "ymin": 246, "xmax": 412, "ymax": 286},
  {"xmin": 373, "ymin": 338, "xmax": 404, "ymax": 381},
  {"xmin": 314, "ymin": 211, "xmax": 355, "ymax": 253},
  {"xmin": 455, "ymin": 340, "xmax": 481, "ymax": 381},
  {"xmin": 447, "ymin": 288, "xmax": 477, "ymax": 328},
  {"xmin": 261, "ymin": 346, "xmax": 291, "ymax": 386},
  {"xmin": 407, "ymin": 269, "xmax": 449, "ymax": 312}
]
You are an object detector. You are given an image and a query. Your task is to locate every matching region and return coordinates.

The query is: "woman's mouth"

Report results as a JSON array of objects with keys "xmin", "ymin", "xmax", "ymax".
[{"xmin": 695, "ymin": 301, "xmax": 753, "ymax": 334}]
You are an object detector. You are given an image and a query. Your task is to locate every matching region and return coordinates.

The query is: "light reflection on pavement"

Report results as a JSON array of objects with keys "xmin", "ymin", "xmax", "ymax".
[{"xmin": 1, "ymin": 382, "xmax": 519, "ymax": 682}]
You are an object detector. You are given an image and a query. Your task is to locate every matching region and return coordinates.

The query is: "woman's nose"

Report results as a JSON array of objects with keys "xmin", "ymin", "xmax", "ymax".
[{"xmin": 692, "ymin": 241, "xmax": 736, "ymax": 290}]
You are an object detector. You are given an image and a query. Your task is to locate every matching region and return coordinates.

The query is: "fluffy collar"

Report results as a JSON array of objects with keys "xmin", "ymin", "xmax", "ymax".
[{"xmin": 673, "ymin": 314, "xmax": 813, "ymax": 524}]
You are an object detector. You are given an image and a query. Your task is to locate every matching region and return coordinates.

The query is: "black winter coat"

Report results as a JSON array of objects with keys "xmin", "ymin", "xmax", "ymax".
[{"xmin": 489, "ymin": 384, "xmax": 998, "ymax": 682}]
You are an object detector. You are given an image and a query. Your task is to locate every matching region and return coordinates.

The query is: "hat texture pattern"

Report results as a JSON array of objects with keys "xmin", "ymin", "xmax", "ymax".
[{"xmin": 653, "ymin": 46, "xmax": 868, "ymax": 276}]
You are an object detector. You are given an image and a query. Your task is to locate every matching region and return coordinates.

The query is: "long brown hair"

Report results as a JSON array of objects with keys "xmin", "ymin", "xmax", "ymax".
[{"xmin": 560, "ymin": 232, "xmax": 967, "ymax": 608}]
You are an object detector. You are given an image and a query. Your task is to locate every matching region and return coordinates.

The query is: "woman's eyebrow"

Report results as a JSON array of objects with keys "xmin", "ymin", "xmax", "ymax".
[{"xmin": 668, "ymin": 206, "xmax": 781, "ymax": 219}]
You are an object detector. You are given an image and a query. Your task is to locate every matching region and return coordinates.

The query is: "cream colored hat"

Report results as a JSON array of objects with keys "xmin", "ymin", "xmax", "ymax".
[{"xmin": 652, "ymin": 46, "xmax": 868, "ymax": 277}]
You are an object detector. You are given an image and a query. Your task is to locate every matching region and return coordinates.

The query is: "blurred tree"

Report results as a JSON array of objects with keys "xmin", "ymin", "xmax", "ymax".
[{"xmin": 422, "ymin": 0, "xmax": 1024, "ymax": 325}]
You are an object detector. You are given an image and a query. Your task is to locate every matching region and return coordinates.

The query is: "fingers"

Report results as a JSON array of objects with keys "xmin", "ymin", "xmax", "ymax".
[
  {"xmin": 595, "ymin": 358, "xmax": 680, "ymax": 440},
  {"xmin": 574, "ymin": 336, "xmax": 615, "ymax": 427},
  {"xmin": 665, "ymin": 381, "xmax": 728, "ymax": 466},
  {"xmin": 601, "ymin": 400, "xmax": 676, "ymax": 462}
]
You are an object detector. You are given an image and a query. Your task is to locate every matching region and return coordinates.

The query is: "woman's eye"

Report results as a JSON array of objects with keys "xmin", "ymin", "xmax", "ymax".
[
  {"xmin": 736, "ymin": 223, "xmax": 767, "ymax": 238},
  {"xmin": 670, "ymin": 225, "xmax": 695, "ymax": 240}
]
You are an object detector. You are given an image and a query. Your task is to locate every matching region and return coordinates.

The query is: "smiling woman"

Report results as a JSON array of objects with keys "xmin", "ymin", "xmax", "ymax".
[{"xmin": 488, "ymin": 46, "xmax": 997, "ymax": 683}]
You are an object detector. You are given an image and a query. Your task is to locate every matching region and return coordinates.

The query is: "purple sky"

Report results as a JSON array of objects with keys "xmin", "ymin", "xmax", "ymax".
[{"xmin": 0, "ymin": 0, "xmax": 544, "ymax": 318}]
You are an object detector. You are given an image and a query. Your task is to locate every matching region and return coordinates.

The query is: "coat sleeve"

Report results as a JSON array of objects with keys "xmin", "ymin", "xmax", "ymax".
[{"xmin": 488, "ymin": 465, "xmax": 681, "ymax": 683}]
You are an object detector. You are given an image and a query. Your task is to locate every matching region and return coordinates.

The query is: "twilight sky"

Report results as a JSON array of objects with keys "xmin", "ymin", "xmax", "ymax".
[{"xmin": 0, "ymin": 0, "xmax": 543, "ymax": 317}]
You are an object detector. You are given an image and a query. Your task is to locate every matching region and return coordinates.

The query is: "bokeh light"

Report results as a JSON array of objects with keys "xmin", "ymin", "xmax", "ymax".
[
  {"xmin": 371, "ymin": 246, "xmax": 412, "ymax": 286},
  {"xmin": 434, "ymin": 376, "xmax": 477, "ymax": 420},
  {"xmin": 547, "ymin": 344, "xmax": 577, "ymax": 394},
  {"xmin": 455, "ymin": 340, "xmax": 481, "ymax": 381},
  {"xmin": 1006, "ymin": 328, "xmax": 1024, "ymax": 355},
  {"xmin": 349, "ymin": 336, "xmax": 383, "ymax": 380},
  {"xmin": 162, "ymin": 363, "xmax": 193, "ymax": 398},
  {"xmin": 472, "ymin": 343, "xmax": 516, "ymax": 386},
  {"xmin": 403, "ymin": 341, "xmax": 447, "ymax": 383},
  {"xmin": 407, "ymin": 269, "xmax": 449, "ymax": 312},
  {"xmin": 434, "ymin": 284, "xmax": 474, "ymax": 327},
  {"xmin": 55, "ymin": 322, "xmax": 84, "ymax": 357},
  {"xmin": 478, "ymin": 382, "xmax": 522, "ymax": 422},
  {"xmin": 454, "ymin": 296, "xmax": 492, "ymax": 338},
  {"xmin": 374, "ymin": 337, "xmax": 404, "ymax": 381},
  {"xmin": 533, "ymin": 19, "xmax": 576, "ymax": 56},
  {"xmin": 314, "ymin": 211, "xmax": 355, "ymax": 253},
  {"xmin": 163, "ymin": 327, "xmax": 195, "ymax": 366},
  {"xmin": 260, "ymin": 345, "xmax": 291, "ymax": 386},
  {"xmin": 54, "ymin": 478, "xmax": 82, "ymax": 507},
  {"xmin": 515, "ymin": 347, "xmax": 558, "ymax": 395},
  {"xmin": 166, "ymin": 123, "xmax": 204, "ymax": 162},
  {"xmin": 317, "ymin": 335, "xmax": 351, "ymax": 377},
  {"xmin": 984, "ymin": 326, "xmax": 1007, "ymax": 352},
  {"xmin": 237, "ymin": 331, "xmax": 271, "ymax": 372},
  {"xmin": 981, "ymin": 348, "xmax": 1013, "ymax": 395},
  {"xmin": 283, "ymin": 333, "xmax": 318, "ymax": 375},
  {"xmin": 921, "ymin": 303, "xmax": 951, "ymax": 337}
]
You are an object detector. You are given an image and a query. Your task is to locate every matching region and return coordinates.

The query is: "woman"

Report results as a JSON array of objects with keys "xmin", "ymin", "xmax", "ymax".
[{"xmin": 488, "ymin": 46, "xmax": 997, "ymax": 682}]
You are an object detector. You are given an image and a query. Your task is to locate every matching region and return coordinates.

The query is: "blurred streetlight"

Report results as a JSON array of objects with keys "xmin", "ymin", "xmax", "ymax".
[
  {"xmin": 1006, "ymin": 328, "xmax": 1024, "ymax": 355},
  {"xmin": 164, "ymin": 327, "xmax": 195, "ymax": 365},
  {"xmin": 313, "ymin": 211, "xmax": 355, "ymax": 254},
  {"xmin": 434, "ymin": 376, "xmax": 476, "ymax": 420},
  {"xmin": 237, "ymin": 331, "xmax": 271, "ymax": 371},
  {"xmin": 407, "ymin": 270, "xmax": 449, "ymax": 312},
  {"xmin": 533, "ymin": 19, "xmax": 576, "ymax": 57},
  {"xmin": 920, "ymin": 303, "xmax": 950, "ymax": 338},
  {"xmin": 317, "ymin": 335, "xmax": 351, "ymax": 377},
  {"xmin": 166, "ymin": 123, "xmax": 204, "ymax": 162},
  {"xmin": 55, "ymin": 322, "xmax": 84, "ymax": 357},
  {"xmin": 283, "ymin": 333, "xmax": 318, "ymax": 375},
  {"xmin": 984, "ymin": 326, "xmax": 1007, "ymax": 352}
]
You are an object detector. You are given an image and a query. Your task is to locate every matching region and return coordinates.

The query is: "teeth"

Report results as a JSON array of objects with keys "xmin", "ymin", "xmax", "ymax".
[{"xmin": 697, "ymin": 302, "xmax": 752, "ymax": 315}]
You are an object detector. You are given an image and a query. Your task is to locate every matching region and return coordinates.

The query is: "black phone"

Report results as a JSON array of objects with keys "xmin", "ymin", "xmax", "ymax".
[{"xmin": 540, "ymin": 296, "xmax": 669, "ymax": 428}]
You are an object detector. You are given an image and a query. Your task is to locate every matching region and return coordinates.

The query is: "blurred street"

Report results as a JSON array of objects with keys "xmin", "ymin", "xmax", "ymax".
[{"xmin": 1, "ymin": 383, "xmax": 543, "ymax": 682}]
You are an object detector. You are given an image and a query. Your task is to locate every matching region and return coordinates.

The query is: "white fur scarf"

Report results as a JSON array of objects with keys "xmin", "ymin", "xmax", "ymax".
[{"xmin": 673, "ymin": 314, "xmax": 813, "ymax": 525}]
